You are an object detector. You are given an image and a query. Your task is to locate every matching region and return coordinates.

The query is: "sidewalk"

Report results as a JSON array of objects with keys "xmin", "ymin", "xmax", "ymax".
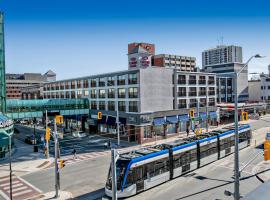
[{"xmin": 0, "ymin": 139, "xmax": 53, "ymax": 177}]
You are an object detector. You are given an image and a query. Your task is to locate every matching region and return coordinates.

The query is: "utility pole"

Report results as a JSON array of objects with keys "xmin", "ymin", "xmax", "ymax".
[
  {"xmin": 111, "ymin": 149, "xmax": 118, "ymax": 200},
  {"xmin": 54, "ymin": 119, "xmax": 59, "ymax": 198}
]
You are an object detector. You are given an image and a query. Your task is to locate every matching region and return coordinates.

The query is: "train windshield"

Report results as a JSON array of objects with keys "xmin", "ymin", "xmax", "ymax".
[{"xmin": 106, "ymin": 159, "xmax": 130, "ymax": 190}]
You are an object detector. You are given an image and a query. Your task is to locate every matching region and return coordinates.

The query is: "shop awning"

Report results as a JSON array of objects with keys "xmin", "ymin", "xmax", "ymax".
[
  {"xmin": 153, "ymin": 117, "xmax": 165, "ymax": 126},
  {"xmin": 200, "ymin": 113, "xmax": 207, "ymax": 120},
  {"xmin": 166, "ymin": 115, "xmax": 178, "ymax": 124},
  {"xmin": 178, "ymin": 114, "xmax": 189, "ymax": 122},
  {"xmin": 210, "ymin": 112, "xmax": 217, "ymax": 119},
  {"xmin": 107, "ymin": 116, "xmax": 116, "ymax": 125}
]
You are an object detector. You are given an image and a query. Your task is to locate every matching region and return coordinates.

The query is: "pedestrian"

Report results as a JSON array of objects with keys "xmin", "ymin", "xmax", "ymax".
[
  {"xmin": 186, "ymin": 128, "xmax": 189, "ymax": 137},
  {"xmin": 72, "ymin": 148, "xmax": 77, "ymax": 159},
  {"xmin": 216, "ymin": 121, "xmax": 219, "ymax": 127}
]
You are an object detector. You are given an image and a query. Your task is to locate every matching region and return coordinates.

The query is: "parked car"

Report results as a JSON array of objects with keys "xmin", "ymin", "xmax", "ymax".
[
  {"xmin": 24, "ymin": 135, "xmax": 37, "ymax": 145},
  {"xmin": 72, "ymin": 131, "xmax": 87, "ymax": 138}
]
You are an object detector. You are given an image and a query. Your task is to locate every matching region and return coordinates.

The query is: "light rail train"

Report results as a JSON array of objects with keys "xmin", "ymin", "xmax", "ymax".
[{"xmin": 105, "ymin": 124, "xmax": 251, "ymax": 198}]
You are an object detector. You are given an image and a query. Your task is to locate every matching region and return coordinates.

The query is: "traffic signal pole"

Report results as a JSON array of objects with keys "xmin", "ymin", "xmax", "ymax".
[
  {"xmin": 45, "ymin": 110, "xmax": 49, "ymax": 159},
  {"xmin": 54, "ymin": 119, "xmax": 59, "ymax": 198}
]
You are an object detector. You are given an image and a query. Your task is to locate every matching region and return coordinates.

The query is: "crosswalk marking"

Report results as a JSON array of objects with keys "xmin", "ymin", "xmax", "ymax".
[
  {"xmin": 13, "ymin": 189, "xmax": 32, "ymax": 197},
  {"xmin": 3, "ymin": 183, "xmax": 23, "ymax": 190},
  {"xmin": 7, "ymin": 186, "xmax": 28, "ymax": 193},
  {"xmin": 0, "ymin": 181, "xmax": 19, "ymax": 187}
]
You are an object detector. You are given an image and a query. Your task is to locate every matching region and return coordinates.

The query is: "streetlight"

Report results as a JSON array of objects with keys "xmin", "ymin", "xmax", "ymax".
[
  {"xmin": 233, "ymin": 54, "xmax": 264, "ymax": 200},
  {"xmin": 1, "ymin": 130, "xmax": 13, "ymax": 200}
]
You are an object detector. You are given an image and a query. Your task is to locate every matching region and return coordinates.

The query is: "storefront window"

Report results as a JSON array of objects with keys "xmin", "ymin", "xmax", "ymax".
[
  {"xmin": 144, "ymin": 126, "xmax": 152, "ymax": 138},
  {"xmin": 167, "ymin": 124, "xmax": 176, "ymax": 134},
  {"xmin": 99, "ymin": 101, "xmax": 106, "ymax": 110},
  {"xmin": 153, "ymin": 125, "xmax": 164, "ymax": 136}
]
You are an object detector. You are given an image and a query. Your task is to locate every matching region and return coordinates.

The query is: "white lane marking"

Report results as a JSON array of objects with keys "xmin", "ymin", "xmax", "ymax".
[
  {"xmin": 17, "ymin": 176, "xmax": 42, "ymax": 193},
  {"xmin": 0, "ymin": 190, "xmax": 10, "ymax": 200}
]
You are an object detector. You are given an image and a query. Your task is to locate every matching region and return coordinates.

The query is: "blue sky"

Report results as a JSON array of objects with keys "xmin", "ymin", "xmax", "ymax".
[{"xmin": 1, "ymin": 0, "xmax": 270, "ymax": 79}]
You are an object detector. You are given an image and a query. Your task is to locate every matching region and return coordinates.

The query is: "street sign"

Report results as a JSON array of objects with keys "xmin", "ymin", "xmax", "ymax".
[{"xmin": 55, "ymin": 115, "xmax": 64, "ymax": 125}]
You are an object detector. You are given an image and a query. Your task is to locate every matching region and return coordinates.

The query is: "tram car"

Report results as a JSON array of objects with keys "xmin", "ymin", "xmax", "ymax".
[{"xmin": 105, "ymin": 124, "xmax": 251, "ymax": 198}]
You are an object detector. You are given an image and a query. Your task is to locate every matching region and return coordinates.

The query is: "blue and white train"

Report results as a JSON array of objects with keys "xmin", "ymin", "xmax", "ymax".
[{"xmin": 105, "ymin": 124, "xmax": 251, "ymax": 198}]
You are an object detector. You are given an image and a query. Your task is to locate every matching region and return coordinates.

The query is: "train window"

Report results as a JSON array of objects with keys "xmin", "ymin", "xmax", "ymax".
[
  {"xmin": 154, "ymin": 158, "xmax": 168, "ymax": 176},
  {"xmin": 173, "ymin": 154, "xmax": 181, "ymax": 169},
  {"xmin": 190, "ymin": 149, "xmax": 197, "ymax": 162},
  {"xmin": 230, "ymin": 136, "xmax": 235, "ymax": 146},
  {"xmin": 144, "ymin": 162, "xmax": 155, "ymax": 178}
]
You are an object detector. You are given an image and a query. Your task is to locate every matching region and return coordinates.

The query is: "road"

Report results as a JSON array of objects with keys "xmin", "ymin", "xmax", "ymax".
[{"xmin": 4, "ymin": 116, "xmax": 270, "ymax": 200}]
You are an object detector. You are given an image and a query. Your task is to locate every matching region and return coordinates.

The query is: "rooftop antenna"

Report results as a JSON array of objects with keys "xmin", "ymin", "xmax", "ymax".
[
  {"xmin": 221, "ymin": 36, "xmax": 224, "ymax": 45},
  {"xmin": 217, "ymin": 37, "xmax": 220, "ymax": 46}
]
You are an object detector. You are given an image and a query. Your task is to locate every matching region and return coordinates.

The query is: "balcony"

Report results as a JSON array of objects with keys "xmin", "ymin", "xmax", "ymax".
[
  {"xmin": 208, "ymin": 91, "xmax": 215, "ymax": 95},
  {"xmin": 199, "ymin": 92, "xmax": 206, "ymax": 96},
  {"xmin": 189, "ymin": 103, "xmax": 197, "ymax": 108},
  {"xmin": 208, "ymin": 81, "xmax": 215, "ymax": 85}
]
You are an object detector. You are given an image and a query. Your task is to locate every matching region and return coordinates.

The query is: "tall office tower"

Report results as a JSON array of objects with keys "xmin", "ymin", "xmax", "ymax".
[
  {"xmin": 0, "ymin": 12, "xmax": 6, "ymax": 113},
  {"xmin": 202, "ymin": 45, "xmax": 243, "ymax": 70},
  {"xmin": 202, "ymin": 45, "xmax": 247, "ymax": 103}
]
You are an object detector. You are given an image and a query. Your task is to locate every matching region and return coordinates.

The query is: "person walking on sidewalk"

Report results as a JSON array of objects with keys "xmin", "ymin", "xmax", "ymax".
[
  {"xmin": 72, "ymin": 148, "xmax": 77, "ymax": 159},
  {"xmin": 186, "ymin": 128, "xmax": 190, "ymax": 137}
]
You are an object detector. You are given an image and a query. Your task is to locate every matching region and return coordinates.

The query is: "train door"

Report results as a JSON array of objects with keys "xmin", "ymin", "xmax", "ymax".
[{"xmin": 134, "ymin": 166, "xmax": 144, "ymax": 193}]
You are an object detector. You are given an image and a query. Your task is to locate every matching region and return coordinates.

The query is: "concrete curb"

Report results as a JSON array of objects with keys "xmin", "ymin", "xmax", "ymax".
[{"xmin": 38, "ymin": 190, "xmax": 73, "ymax": 200}]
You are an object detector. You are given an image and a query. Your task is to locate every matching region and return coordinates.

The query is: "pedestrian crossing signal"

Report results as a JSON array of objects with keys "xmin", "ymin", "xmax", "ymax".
[
  {"xmin": 242, "ymin": 112, "xmax": 248, "ymax": 121},
  {"xmin": 189, "ymin": 109, "xmax": 195, "ymax": 118},
  {"xmin": 98, "ymin": 112, "xmax": 102, "ymax": 120},
  {"xmin": 55, "ymin": 115, "xmax": 64, "ymax": 124},
  {"xmin": 59, "ymin": 160, "xmax": 66, "ymax": 169}
]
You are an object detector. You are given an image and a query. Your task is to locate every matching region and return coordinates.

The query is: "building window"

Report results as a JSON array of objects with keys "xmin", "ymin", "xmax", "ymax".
[
  {"xmin": 77, "ymin": 90, "xmax": 82, "ymax": 98},
  {"xmin": 128, "ymin": 73, "xmax": 138, "ymax": 84},
  {"xmin": 178, "ymin": 87, "xmax": 186, "ymax": 97},
  {"xmin": 178, "ymin": 99, "xmax": 187, "ymax": 109},
  {"xmin": 65, "ymin": 82, "xmax": 70, "ymax": 89},
  {"xmin": 91, "ymin": 89, "xmax": 97, "ymax": 98},
  {"xmin": 91, "ymin": 79, "xmax": 97, "ymax": 87},
  {"xmin": 261, "ymin": 86, "xmax": 263, "ymax": 90},
  {"xmin": 91, "ymin": 101, "xmax": 97, "ymax": 110},
  {"xmin": 118, "ymin": 101, "xmax": 126, "ymax": 112},
  {"xmin": 99, "ymin": 89, "xmax": 106, "ymax": 98},
  {"xmin": 208, "ymin": 76, "xmax": 215, "ymax": 85},
  {"xmin": 83, "ymin": 90, "xmax": 89, "ymax": 96},
  {"xmin": 118, "ymin": 88, "xmax": 126, "ymax": 98},
  {"xmin": 71, "ymin": 81, "xmax": 76, "ymax": 89},
  {"xmin": 129, "ymin": 101, "xmax": 138, "ymax": 112},
  {"xmin": 178, "ymin": 75, "xmax": 186, "ymax": 84},
  {"xmin": 199, "ymin": 76, "xmax": 206, "ymax": 84},
  {"xmin": 200, "ymin": 98, "xmax": 206, "ymax": 107},
  {"xmin": 66, "ymin": 92, "xmax": 70, "ymax": 98},
  {"xmin": 77, "ymin": 80, "xmax": 82, "ymax": 88},
  {"xmin": 99, "ymin": 77, "xmax": 106, "ymax": 87},
  {"xmin": 144, "ymin": 126, "xmax": 152, "ymax": 138},
  {"xmin": 99, "ymin": 101, "xmax": 106, "ymax": 110},
  {"xmin": 108, "ymin": 101, "xmax": 115, "ymax": 111},
  {"xmin": 107, "ymin": 76, "xmax": 115, "ymax": 86},
  {"xmin": 268, "ymin": 86, "xmax": 270, "ymax": 90},
  {"xmin": 209, "ymin": 98, "xmax": 215, "ymax": 106},
  {"xmin": 117, "ymin": 75, "xmax": 126, "ymax": 85},
  {"xmin": 199, "ymin": 87, "xmax": 206, "ymax": 96},
  {"xmin": 108, "ymin": 88, "xmax": 115, "ymax": 98},
  {"xmin": 189, "ymin": 87, "xmax": 197, "ymax": 96},
  {"xmin": 128, "ymin": 87, "xmax": 138, "ymax": 98},
  {"xmin": 208, "ymin": 87, "xmax": 215, "ymax": 95},
  {"xmin": 189, "ymin": 99, "xmax": 197, "ymax": 108},
  {"xmin": 60, "ymin": 82, "xmax": 64, "ymax": 90},
  {"xmin": 189, "ymin": 75, "xmax": 196, "ymax": 85},
  {"xmin": 83, "ymin": 80, "xmax": 89, "ymax": 88},
  {"xmin": 71, "ymin": 91, "xmax": 75, "ymax": 98}
]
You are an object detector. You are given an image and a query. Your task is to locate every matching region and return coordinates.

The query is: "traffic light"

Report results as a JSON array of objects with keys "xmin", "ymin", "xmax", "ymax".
[
  {"xmin": 241, "ymin": 112, "xmax": 248, "ymax": 121},
  {"xmin": 45, "ymin": 127, "xmax": 51, "ymax": 141},
  {"xmin": 189, "ymin": 109, "xmax": 195, "ymax": 118},
  {"xmin": 59, "ymin": 160, "xmax": 66, "ymax": 169},
  {"xmin": 55, "ymin": 115, "xmax": 64, "ymax": 125},
  {"xmin": 264, "ymin": 141, "xmax": 270, "ymax": 161},
  {"xmin": 97, "ymin": 112, "xmax": 102, "ymax": 120}
]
